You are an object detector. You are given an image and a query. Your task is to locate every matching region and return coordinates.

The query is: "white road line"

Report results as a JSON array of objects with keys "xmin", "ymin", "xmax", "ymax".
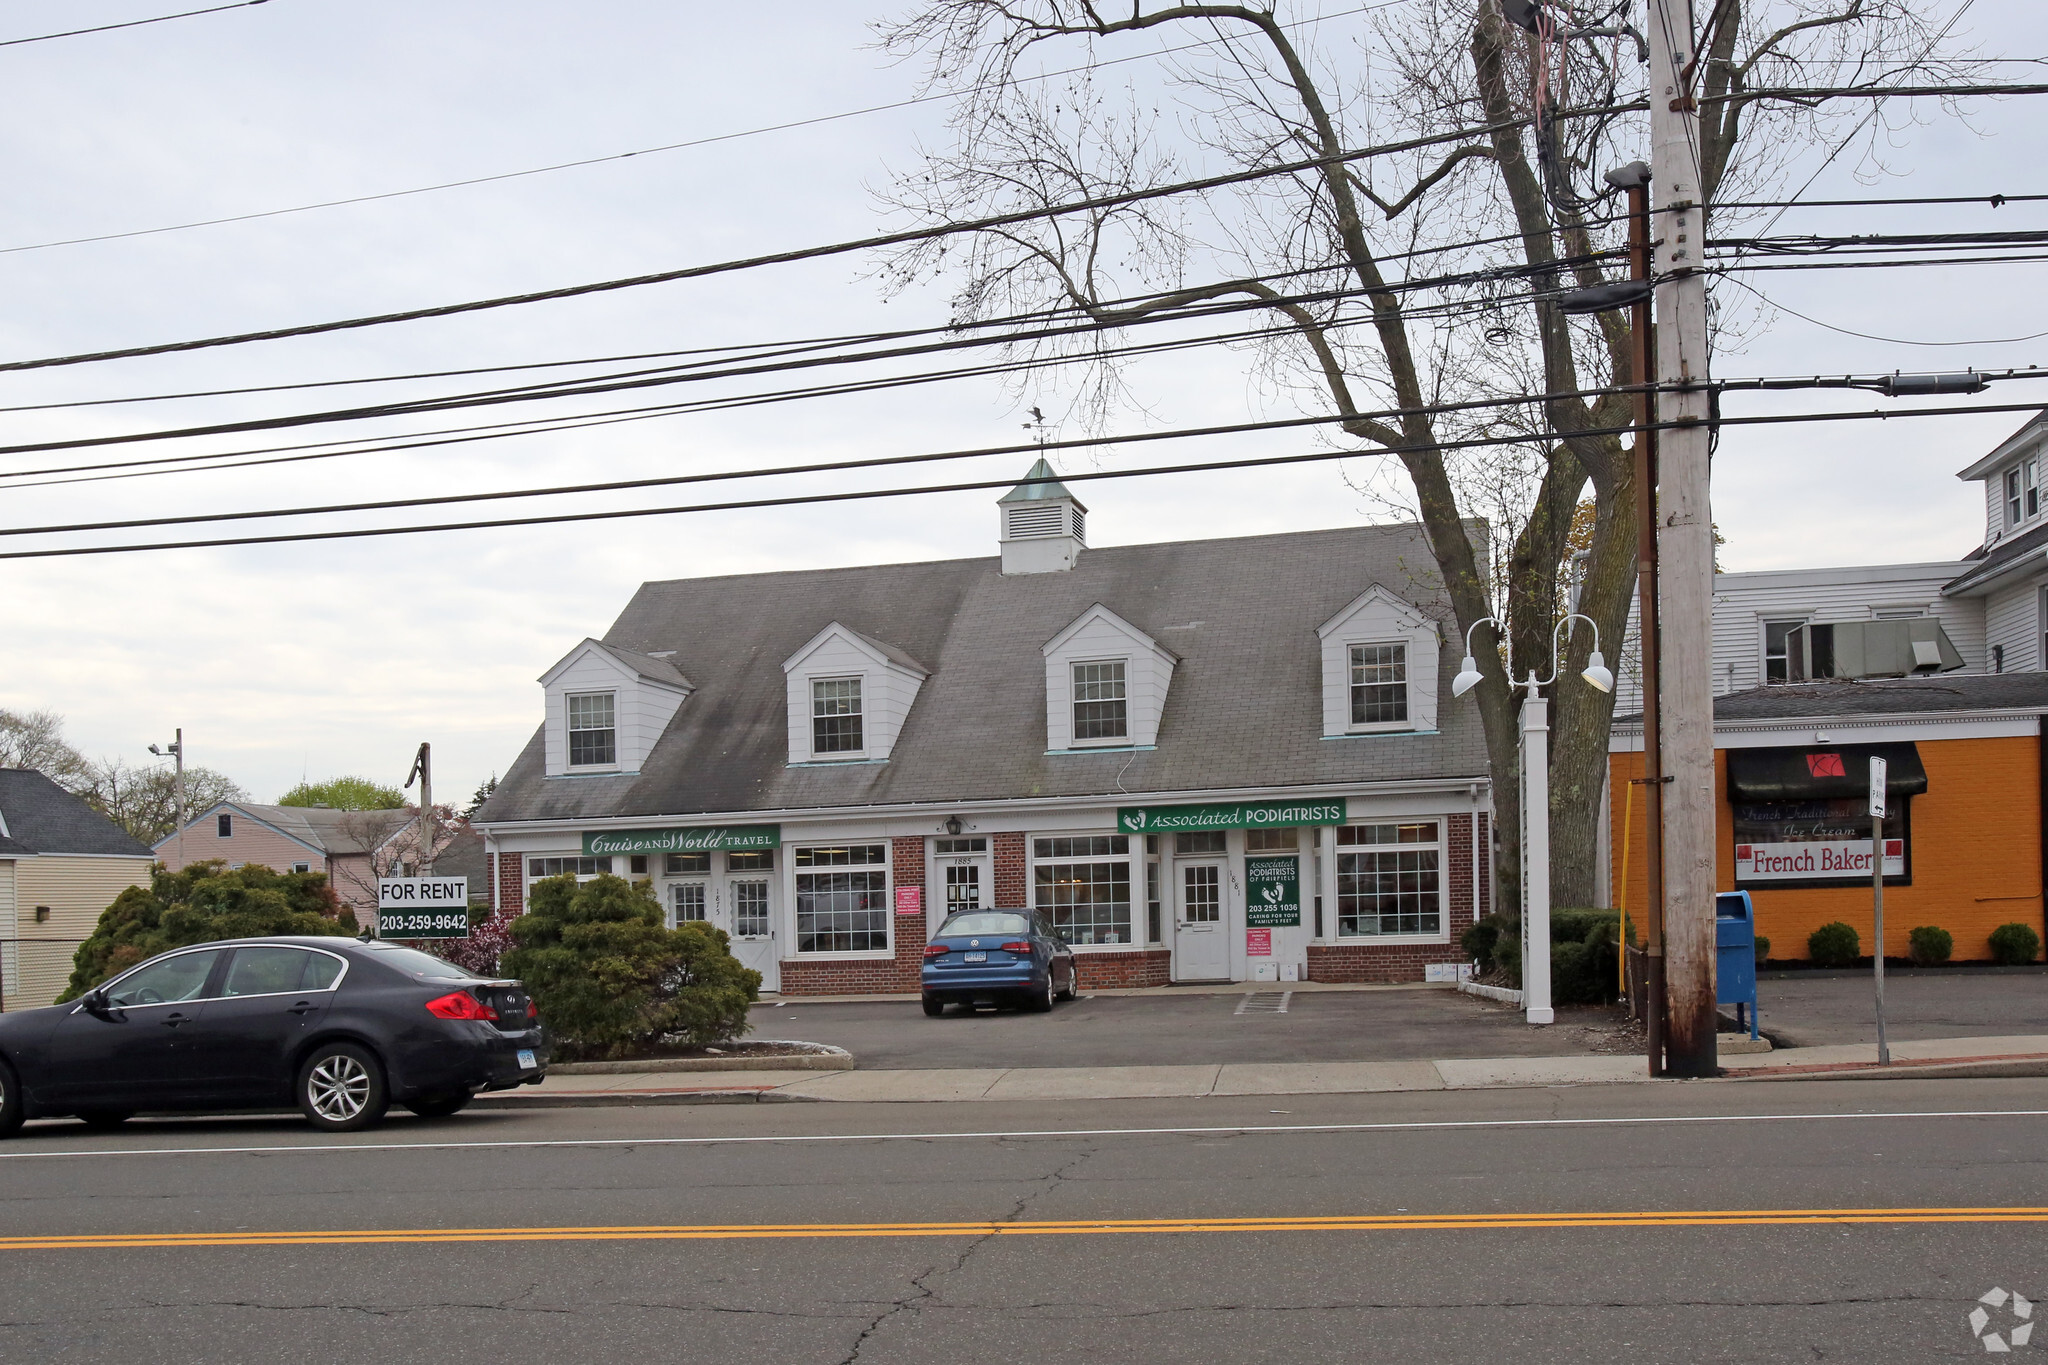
[{"xmin": 2, "ymin": 1109, "xmax": 2044, "ymax": 1161}]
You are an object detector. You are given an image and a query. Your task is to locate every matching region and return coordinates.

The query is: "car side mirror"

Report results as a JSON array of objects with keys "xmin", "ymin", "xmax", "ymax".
[{"xmin": 80, "ymin": 989, "xmax": 112, "ymax": 1016}]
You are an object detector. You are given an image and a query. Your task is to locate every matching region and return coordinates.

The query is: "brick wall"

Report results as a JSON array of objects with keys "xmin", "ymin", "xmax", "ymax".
[
  {"xmin": 993, "ymin": 831, "xmax": 1026, "ymax": 907},
  {"xmin": 1307, "ymin": 811, "xmax": 1480, "ymax": 984},
  {"xmin": 1075, "ymin": 948, "xmax": 1172, "ymax": 989},
  {"xmin": 491, "ymin": 850, "xmax": 524, "ymax": 920},
  {"xmin": 781, "ymin": 835, "xmax": 929, "ymax": 996}
]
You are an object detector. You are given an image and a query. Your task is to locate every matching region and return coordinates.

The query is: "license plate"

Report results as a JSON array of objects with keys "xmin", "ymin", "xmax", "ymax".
[
  {"xmin": 516, "ymin": 1049, "xmax": 537, "ymax": 1070},
  {"xmin": 963, "ymin": 951, "xmax": 986, "ymax": 963}
]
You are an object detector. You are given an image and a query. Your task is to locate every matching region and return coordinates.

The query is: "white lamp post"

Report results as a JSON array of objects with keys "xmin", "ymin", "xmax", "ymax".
[{"xmin": 1453, "ymin": 614, "xmax": 1613, "ymax": 1025}]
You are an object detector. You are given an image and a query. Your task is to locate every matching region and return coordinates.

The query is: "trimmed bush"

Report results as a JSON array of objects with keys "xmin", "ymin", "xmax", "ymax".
[
  {"xmin": 500, "ymin": 872, "xmax": 760, "ymax": 1059},
  {"xmin": 1460, "ymin": 914, "xmax": 1503, "ymax": 969},
  {"xmin": 1807, "ymin": 921, "xmax": 1861, "ymax": 968},
  {"xmin": 1550, "ymin": 907, "xmax": 1620, "ymax": 944},
  {"xmin": 61, "ymin": 860, "xmax": 355, "ymax": 1002},
  {"xmin": 1907, "ymin": 925, "xmax": 1953, "ymax": 967},
  {"xmin": 1988, "ymin": 922, "xmax": 2043, "ymax": 966},
  {"xmin": 1754, "ymin": 935, "xmax": 1771, "ymax": 964}
]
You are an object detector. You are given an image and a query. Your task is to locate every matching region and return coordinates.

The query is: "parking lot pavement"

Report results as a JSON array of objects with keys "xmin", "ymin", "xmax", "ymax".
[
  {"xmin": 1757, "ymin": 967, "xmax": 2048, "ymax": 1047},
  {"xmin": 752, "ymin": 986, "xmax": 1632, "ymax": 1070}
]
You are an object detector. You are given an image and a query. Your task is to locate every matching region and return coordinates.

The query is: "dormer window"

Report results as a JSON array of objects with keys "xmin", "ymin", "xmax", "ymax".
[
  {"xmin": 1349, "ymin": 644, "xmax": 1408, "ymax": 725},
  {"xmin": 1072, "ymin": 661, "xmax": 1128, "ymax": 740},
  {"xmin": 2010, "ymin": 459, "xmax": 2041, "ymax": 529},
  {"xmin": 566, "ymin": 692, "xmax": 617, "ymax": 767},
  {"xmin": 783, "ymin": 623, "xmax": 928, "ymax": 765},
  {"xmin": 1316, "ymin": 585, "xmax": 1441, "ymax": 737},
  {"xmin": 1043, "ymin": 605, "xmax": 1175, "ymax": 751},
  {"xmin": 811, "ymin": 678, "xmax": 865, "ymax": 755}
]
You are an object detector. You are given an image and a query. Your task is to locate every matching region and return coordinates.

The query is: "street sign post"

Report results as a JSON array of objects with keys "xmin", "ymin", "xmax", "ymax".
[
  {"xmin": 377, "ymin": 876, "xmax": 470, "ymax": 940},
  {"xmin": 1869, "ymin": 756, "xmax": 1890, "ymax": 1065}
]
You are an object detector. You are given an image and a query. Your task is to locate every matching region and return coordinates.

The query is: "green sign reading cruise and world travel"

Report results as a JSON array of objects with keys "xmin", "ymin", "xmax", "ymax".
[
  {"xmin": 1244, "ymin": 855, "xmax": 1302, "ymax": 927},
  {"xmin": 583, "ymin": 825, "xmax": 781, "ymax": 856},
  {"xmin": 1116, "ymin": 797, "xmax": 1347, "ymax": 834}
]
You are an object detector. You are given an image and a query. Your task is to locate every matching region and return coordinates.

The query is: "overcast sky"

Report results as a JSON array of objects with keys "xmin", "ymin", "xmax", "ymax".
[{"xmin": 0, "ymin": 0, "xmax": 2041, "ymax": 808}]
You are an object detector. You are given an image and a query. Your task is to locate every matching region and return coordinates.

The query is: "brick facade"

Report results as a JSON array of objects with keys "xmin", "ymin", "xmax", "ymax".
[
  {"xmin": 779, "ymin": 835, "xmax": 930, "ymax": 995},
  {"xmin": 491, "ymin": 849, "xmax": 524, "ymax": 919},
  {"xmin": 1074, "ymin": 948, "xmax": 1172, "ymax": 989},
  {"xmin": 1306, "ymin": 811, "xmax": 1483, "ymax": 984},
  {"xmin": 992, "ymin": 831, "xmax": 1026, "ymax": 907}
]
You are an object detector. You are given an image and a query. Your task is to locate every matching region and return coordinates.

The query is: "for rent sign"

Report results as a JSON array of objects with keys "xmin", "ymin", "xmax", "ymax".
[
  {"xmin": 377, "ymin": 876, "xmax": 470, "ymax": 940},
  {"xmin": 1117, "ymin": 797, "xmax": 1346, "ymax": 833},
  {"xmin": 1736, "ymin": 839, "xmax": 1904, "ymax": 882}
]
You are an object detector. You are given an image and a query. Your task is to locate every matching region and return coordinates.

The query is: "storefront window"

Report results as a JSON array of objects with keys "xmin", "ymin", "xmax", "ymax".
[
  {"xmin": 726, "ymin": 850, "xmax": 774, "ymax": 871},
  {"xmin": 1246, "ymin": 827, "xmax": 1298, "ymax": 851},
  {"xmin": 1335, "ymin": 822, "xmax": 1441, "ymax": 937},
  {"xmin": 1175, "ymin": 830, "xmax": 1225, "ymax": 855},
  {"xmin": 1033, "ymin": 835, "xmax": 1131, "ymax": 945},
  {"xmin": 666, "ymin": 852, "xmax": 711, "ymax": 875},
  {"xmin": 794, "ymin": 844, "xmax": 889, "ymax": 952},
  {"xmin": 528, "ymin": 856, "xmax": 612, "ymax": 879}
]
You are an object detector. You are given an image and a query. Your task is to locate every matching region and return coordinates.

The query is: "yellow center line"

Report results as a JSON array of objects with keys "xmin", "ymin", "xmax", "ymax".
[{"xmin": 6, "ymin": 1207, "xmax": 2047, "ymax": 1251}]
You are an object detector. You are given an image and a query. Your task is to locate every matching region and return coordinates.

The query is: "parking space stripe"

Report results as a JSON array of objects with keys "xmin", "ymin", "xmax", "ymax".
[{"xmin": 4, "ymin": 1207, "xmax": 2047, "ymax": 1251}]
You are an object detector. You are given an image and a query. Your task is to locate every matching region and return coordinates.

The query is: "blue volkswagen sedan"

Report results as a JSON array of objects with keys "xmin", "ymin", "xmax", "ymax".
[{"xmin": 921, "ymin": 911, "xmax": 1077, "ymax": 1015}]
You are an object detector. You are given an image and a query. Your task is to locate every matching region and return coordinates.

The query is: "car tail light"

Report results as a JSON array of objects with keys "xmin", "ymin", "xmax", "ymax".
[
  {"xmin": 1000, "ymin": 941, "xmax": 1032, "ymax": 953},
  {"xmin": 924, "ymin": 944, "xmax": 949, "ymax": 957},
  {"xmin": 425, "ymin": 990, "xmax": 497, "ymax": 1021}
]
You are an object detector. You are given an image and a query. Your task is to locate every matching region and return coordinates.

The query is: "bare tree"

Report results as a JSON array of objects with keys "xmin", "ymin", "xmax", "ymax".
[
  {"xmin": 875, "ymin": 0, "xmax": 1976, "ymax": 915},
  {"xmin": 326, "ymin": 805, "xmax": 459, "ymax": 914},
  {"xmin": 0, "ymin": 708, "xmax": 95, "ymax": 793}
]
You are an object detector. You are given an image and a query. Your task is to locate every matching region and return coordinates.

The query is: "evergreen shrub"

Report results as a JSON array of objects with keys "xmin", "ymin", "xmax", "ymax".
[
  {"xmin": 1988, "ymin": 922, "xmax": 2043, "ymax": 966},
  {"xmin": 1907, "ymin": 925, "xmax": 1953, "ymax": 967},
  {"xmin": 1807, "ymin": 921, "xmax": 1860, "ymax": 968}
]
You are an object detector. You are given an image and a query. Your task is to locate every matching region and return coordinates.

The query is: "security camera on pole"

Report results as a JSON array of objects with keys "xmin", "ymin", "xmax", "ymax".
[{"xmin": 1648, "ymin": 0, "xmax": 1719, "ymax": 1077}]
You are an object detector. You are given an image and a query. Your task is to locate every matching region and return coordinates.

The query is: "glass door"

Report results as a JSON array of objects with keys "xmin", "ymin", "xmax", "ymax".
[{"xmin": 1174, "ymin": 862, "xmax": 1230, "ymax": 980}]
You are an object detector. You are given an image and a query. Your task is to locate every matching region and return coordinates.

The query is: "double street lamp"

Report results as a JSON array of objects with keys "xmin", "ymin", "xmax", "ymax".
[{"xmin": 1452, "ymin": 614, "xmax": 1613, "ymax": 1025}]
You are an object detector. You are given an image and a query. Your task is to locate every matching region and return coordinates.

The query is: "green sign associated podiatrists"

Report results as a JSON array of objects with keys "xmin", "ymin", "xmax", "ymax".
[
  {"xmin": 1116, "ymin": 797, "xmax": 1346, "ymax": 834},
  {"xmin": 1245, "ymin": 855, "xmax": 1302, "ymax": 927},
  {"xmin": 584, "ymin": 825, "xmax": 781, "ymax": 857}
]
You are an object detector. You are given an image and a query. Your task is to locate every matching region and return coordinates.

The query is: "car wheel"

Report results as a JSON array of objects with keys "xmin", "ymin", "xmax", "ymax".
[
  {"xmin": 1026, "ymin": 973, "xmax": 1054, "ymax": 1013},
  {"xmin": 921, "ymin": 995, "xmax": 946, "ymax": 1018},
  {"xmin": 296, "ymin": 1042, "xmax": 389, "ymax": 1132},
  {"xmin": 0, "ymin": 1058, "xmax": 23, "ymax": 1138},
  {"xmin": 75, "ymin": 1110, "xmax": 134, "ymax": 1130},
  {"xmin": 403, "ymin": 1092, "xmax": 471, "ymax": 1120},
  {"xmin": 1057, "ymin": 962, "xmax": 1078, "ymax": 1001}
]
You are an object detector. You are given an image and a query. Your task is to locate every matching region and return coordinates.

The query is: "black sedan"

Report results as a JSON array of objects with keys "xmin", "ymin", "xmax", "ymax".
[
  {"xmin": 921, "ymin": 910, "xmax": 1078, "ymax": 1014},
  {"xmin": 0, "ymin": 936, "xmax": 547, "ymax": 1135}
]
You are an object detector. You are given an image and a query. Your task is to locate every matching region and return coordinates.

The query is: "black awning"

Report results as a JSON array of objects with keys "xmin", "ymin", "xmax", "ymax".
[{"xmin": 1726, "ymin": 742, "xmax": 1928, "ymax": 803}]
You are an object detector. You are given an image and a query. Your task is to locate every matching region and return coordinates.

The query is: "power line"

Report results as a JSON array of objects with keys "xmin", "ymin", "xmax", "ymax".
[
  {"xmin": 10, "ymin": 391, "xmax": 2048, "ymax": 560},
  {"xmin": 0, "ymin": 0, "xmax": 268, "ymax": 49},
  {"xmin": 0, "ymin": 2, "xmax": 1400, "ymax": 257},
  {"xmin": 1715, "ymin": 275, "xmax": 2048, "ymax": 347}
]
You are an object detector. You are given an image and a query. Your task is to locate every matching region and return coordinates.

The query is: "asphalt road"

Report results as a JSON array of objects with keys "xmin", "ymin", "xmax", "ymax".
[
  {"xmin": 1758, "ymin": 968, "xmax": 2048, "ymax": 1046},
  {"xmin": 758, "ymin": 987, "xmax": 1632, "ymax": 1068},
  {"xmin": 4, "ymin": 1079, "xmax": 2046, "ymax": 1362}
]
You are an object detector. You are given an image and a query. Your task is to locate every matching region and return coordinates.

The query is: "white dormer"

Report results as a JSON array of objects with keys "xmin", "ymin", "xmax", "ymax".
[
  {"xmin": 1315, "ymin": 585, "xmax": 1442, "ymax": 737},
  {"xmin": 1042, "ymin": 603, "xmax": 1176, "ymax": 751},
  {"xmin": 999, "ymin": 458, "xmax": 1087, "ymax": 574},
  {"xmin": 539, "ymin": 640, "xmax": 694, "ymax": 777},
  {"xmin": 782, "ymin": 623, "xmax": 930, "ymax": 764}
]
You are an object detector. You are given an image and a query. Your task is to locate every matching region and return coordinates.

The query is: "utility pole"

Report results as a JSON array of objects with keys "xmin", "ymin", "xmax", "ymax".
[
  {"xmin": 1648, "ymin": 0, "xmax": 1718, "ymax": 1078},
  {"xmin": 147, "ymin": 728, "xmax": 186, "ymax": 864},
  {"xmin": 405, "ymin": 742, "xmax": 435, "ymax": 876}
]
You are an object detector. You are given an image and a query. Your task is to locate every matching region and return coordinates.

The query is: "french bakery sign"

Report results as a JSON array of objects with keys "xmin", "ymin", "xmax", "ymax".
[{"xmin": 1735, "ymin": 838, "xmax": 1903, "ymax": 883}]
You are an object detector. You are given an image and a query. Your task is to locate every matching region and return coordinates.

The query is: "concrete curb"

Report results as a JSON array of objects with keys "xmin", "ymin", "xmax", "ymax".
[
  {"xmin": 471, "ymin": 1088, "xmax": 821, "ymax": 1108},
  {"xmin": 1457, "ymin": 980, "xmax": 1523, "ymax": 1006},
  {"xmin": 548, "ymin": 1044, "xmax": 852, "ymax": 1075}
]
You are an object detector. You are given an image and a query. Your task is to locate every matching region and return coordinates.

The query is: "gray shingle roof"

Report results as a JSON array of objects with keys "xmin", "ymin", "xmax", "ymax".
[
  {"xmin": 588, "ymin": 641, "xmax": 693, "ymax": 689},
  {"xmin": 478, "ymin": 522, "xmax": 1489, "ymax": 826},
  {"xmin": 1615, "ymin": 673, "xmax": 2048, "ymax": 725},
  {"xmin": 0, "ymin": 769, "xmax": 153, "ymax": 857},
  {"xmin": 184, "ymin": 802, "xmax": 415, "ymax": 856},
  {"xmin": 1944, "ymin": 517, "xmax": 2048, "ymax": 596}
]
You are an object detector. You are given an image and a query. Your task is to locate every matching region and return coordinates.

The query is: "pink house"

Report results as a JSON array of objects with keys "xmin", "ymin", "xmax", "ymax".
[{"xmin": 154, "ymin": 802, "xmax": 423, "ymax": 919}]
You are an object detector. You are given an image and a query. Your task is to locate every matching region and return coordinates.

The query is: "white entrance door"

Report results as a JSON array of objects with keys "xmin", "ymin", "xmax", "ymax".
[
  {"xmin": 942, "ymin": 861, "xmax": 984, "ymax": 918},
  {"xmin": 1174, "ymin": 861, "xmax": 1229, "ymax": 980},
  {"xmin": 725, "ymin": 878, "xmax": 780, "ymax": 992}
]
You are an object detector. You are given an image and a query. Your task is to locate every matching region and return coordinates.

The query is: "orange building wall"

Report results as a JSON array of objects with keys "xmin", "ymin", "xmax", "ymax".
[{"xmin": 1608, "ymin": 736, "xmax": 2043, "ymax": 962}]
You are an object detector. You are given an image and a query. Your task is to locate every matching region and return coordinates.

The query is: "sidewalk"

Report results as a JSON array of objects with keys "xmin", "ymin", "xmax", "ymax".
[{"xmin": 473, "ymin": 1032, "xmax": 2048, "ymax": 1107}]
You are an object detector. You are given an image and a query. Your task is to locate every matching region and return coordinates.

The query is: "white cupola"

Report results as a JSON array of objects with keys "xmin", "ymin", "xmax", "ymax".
[{"xmin": 998, "ymin": 458, "xmax": 1086, "ymax": 574}]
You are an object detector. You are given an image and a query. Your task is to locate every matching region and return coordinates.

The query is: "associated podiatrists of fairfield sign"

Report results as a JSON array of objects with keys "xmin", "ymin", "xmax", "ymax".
[
  {"xmin": 1736, "ymin": 839, "xmax": 1904, "ymax": 883},
  {"xmin": 1117, "ymin": 798, "xmax": 1347, "ymax": 833},
  {"xmin": 583, "ymin": 825, "xmax": 781, "ymax": 856},
  {"xmin": 377, "ymin": 877, "xmax": 470, "ymax": 940}
]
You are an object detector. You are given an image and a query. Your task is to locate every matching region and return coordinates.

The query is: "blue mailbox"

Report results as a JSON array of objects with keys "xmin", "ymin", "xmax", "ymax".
[{"xmin": 1716, "ymin": 890, "xmax": 1759, "ymax": 1039}]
